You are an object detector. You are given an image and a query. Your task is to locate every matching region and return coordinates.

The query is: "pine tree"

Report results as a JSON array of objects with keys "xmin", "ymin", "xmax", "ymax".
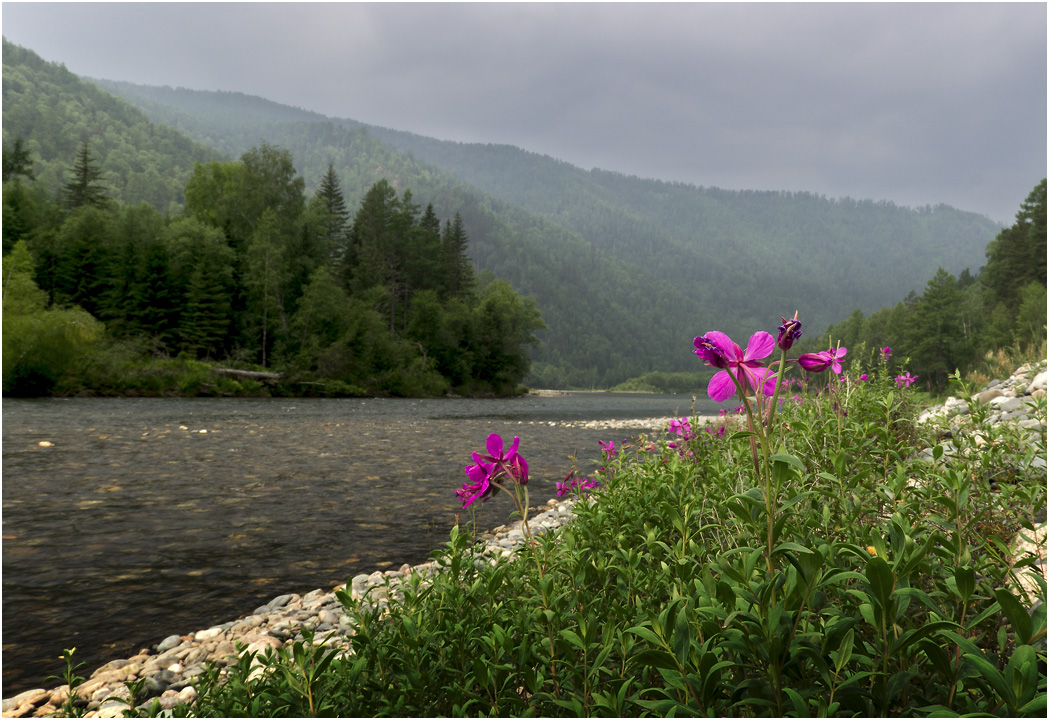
[
  {"xmin": 180, "ymin": 260, "xmax": 232, "ymax": 358},
  {"xmin": 62, "ymin": 141, "xmax": 110, "ymax": 210},
  {"xmin": 2, "ymin": 137, "xmax": 35, "ymax": 182},
  {"xmin": 313, "ymin": 162, "xmax": 349, "ymax": 263},
  {"xmin": 441, "ymin": 212, "xmax": 474, "ymax": 298}
]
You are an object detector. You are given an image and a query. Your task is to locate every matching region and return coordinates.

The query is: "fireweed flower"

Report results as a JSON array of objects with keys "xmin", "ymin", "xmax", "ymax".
[
  {"xmin": 476, "ymin": 433, "xmax": 528, "ymax": 484},
  {"xmin": 693, "ymin": 331, "xmax": 778, "ymax": 403},
  {"xmin": 895, "ymin": 372, "xmax": 918, "ymax": 388},
  {"xmin": 798, "ymin": 346, "xmax": 848, "ymax": 375},
  {"xmin": 456, "ymin": 433, "xmax": 529, "ymax": 508},
  {"xmin": 777, "ymin": 315, "xmax": 803, "ymax": 351},
  {"xmin": 599, "ymin": 440, "xmax": 617, "ymax": 460},
  {"xmin": 882, "ymin": 347, "xmax": 892, "ymax": 360},
  {"xmin": 668, "ymin": 417, "xmax": 694, "ymax": 440},
  {"xmin": 457, "ymin": 460, "xmax": 496, "ymax": 508}
]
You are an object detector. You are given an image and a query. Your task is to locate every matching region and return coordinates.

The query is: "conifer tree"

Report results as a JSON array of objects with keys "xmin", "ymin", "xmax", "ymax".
[
  {"xmin": 2, "ymin": 137, "xmax": 35, "ymax": 182},
  {"xmin": 441, "ymin": 212, "xmax": 474, "ymax": 298},
  {"xmin": 312, "ymin": 162, "xmax": 350, "ymax": 263},
  {"xmin": 62, "ymin": 141, "xmax": 110, "ymax": 210}
]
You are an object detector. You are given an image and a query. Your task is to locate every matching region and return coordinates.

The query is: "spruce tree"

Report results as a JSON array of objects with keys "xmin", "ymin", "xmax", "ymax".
[
  {"xmin": 2, "ymin": 137, "xmax": 35, "ymax": 182},
  {"xmin": 441, "ymin": 212, "xmax": 474, "ymax": 298},
  {"xmin": 62, "ymin": 141, "xmax": 110, "ymax": 210},
  {"xmin": 314, "ymin": 162, "xmax": 349, "ymax": 263}
]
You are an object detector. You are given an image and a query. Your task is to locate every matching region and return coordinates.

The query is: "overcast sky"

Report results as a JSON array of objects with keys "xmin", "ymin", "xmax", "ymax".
[{"xmin": 3, "ymin": 2, "xmax": 1045, "ymax": 223}]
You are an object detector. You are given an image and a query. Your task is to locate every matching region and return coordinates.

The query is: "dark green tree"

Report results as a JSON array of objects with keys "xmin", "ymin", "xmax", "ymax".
[
  {"xmin": 166, "ymin": 218, "xmax": 235, "ymax": 357},
  {"xmin": 62, "ymin": 141, "xmax": 111, "ymax": 210},
  {"xmin": 470, "ymin": 279, "xmax": 545, "ymax": 393},
  {"xmin": 2, "ymin": 137, "xmax": 35, "ymax": 182},
  {"xmin": 310, "ymin": 162, "xmax": 350, "ymax": 264},
  {"xmin": 52, "ymin": 205, "xmax": 116, "ymax": 315},
  {"xmin": 983, "ymin": 179, "xmax": 1047, "ymax": 312},
  {"xmin": 441, "ymin": 212, "xmax": 474, "ymax": 299},
  {"xmin": 904, "ymin": 268, "xmax": 966, "ymax": 393}
]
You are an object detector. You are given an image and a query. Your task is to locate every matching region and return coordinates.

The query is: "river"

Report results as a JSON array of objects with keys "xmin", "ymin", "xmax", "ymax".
[{"xmin": 1, "ymin": 393, "xmax": 714, "ymax": 695}]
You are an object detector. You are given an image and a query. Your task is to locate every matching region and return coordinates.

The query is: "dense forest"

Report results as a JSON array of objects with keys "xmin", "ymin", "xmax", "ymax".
[
  {"xmin": 3, "ymin": 38, "xmax": 1038, "ymax": 395},
  {"xmin": 3, "ymin": 133, "xmax": 546, "ymax": 396},
  {"xmin": 804, "ymin": 179, "xmax": 1046, "ymax": 394}
]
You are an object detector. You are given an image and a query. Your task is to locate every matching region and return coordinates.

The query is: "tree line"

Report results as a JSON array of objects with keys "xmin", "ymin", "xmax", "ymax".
[
  {"xmin": 803, "ymin": 179, "xmax": 1046, "ymax": 394},
  {"xmin": 2, "ymin": 139, "xmax": 544, "ymax": 396}
]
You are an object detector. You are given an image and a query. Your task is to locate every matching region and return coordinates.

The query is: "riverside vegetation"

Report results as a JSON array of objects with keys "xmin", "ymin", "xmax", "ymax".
[{"xmin": 25, "ymin": 315, "xmax": 1045, "ymax": 718}]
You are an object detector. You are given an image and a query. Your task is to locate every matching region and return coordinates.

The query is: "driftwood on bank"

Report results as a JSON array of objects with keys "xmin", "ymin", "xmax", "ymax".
[{"xmin": 211, "ymin": 368, "xmax": 284, "ymax": 384}]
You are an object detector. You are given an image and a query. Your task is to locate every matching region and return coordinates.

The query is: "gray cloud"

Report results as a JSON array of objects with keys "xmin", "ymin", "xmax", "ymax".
[{"xmin": 3, "ymin": 2, "xmax": 1044, "ymax": 223}]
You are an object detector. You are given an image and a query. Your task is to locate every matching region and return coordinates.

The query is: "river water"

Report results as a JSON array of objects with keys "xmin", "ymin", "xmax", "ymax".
[{"xmin": 1, "ymin": 393, "xmax": 713, "ymax": 695}]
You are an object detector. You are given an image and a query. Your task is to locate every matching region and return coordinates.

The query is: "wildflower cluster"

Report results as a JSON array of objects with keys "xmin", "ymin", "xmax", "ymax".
[
  {"xmin": 555, "ymin": 469, "xmax": 602, "ymax": 498},
  {"xmin": 456, "ymin": 433, "xmax": 529, "ymax": 508},
  {"xmin": 668, "ymin": 417, "xmax": 695, "ymax": 440},
  {"xmin": 896, "ymin": 371, "xmax": 918, "ymax": 388}
]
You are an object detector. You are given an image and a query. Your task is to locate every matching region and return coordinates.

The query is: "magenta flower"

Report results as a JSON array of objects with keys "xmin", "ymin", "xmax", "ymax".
[
  {"xmin": 456, "ymin": 433, "xmax": 529, "ymax": 508},
  {"xmin": 895, "ymin": 372, "xmax": 918, "ymax": 388},
  {"xmin": 599, "ymin": 440, "xmax": 618, "ymax": 460},
  {"xmin": 797, "ymin": 346, "xmax": 848, "ymax": 375},
  {"xmin": 556, "ymin": 470, "xmax": 602, "ymax": 498},
  {"xmin": 476, "ymin": 433, "xmax": 528, "ymax": 484},
  {"xmin": 668, "ymin": 417, "xmax": 694, "ymax": 440},
  {"xmin": 882, "ymin": 347, "xmax": 892, "ymax": 360},
  {"xmin": 693, "ymin": 331, "xmax": 778, "ymax": 403},
  {"xmin": 457, "ymin": 460, "xmax": 496, "ymax": 508}
]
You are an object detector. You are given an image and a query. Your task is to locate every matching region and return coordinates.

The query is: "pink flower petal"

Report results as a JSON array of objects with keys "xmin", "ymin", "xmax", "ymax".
[
  {"xmin": 744, "ymin": 331, "xmax": 775, "ymax": 361},
  {"xmin": 708, "ymin": 370, "xmax": 737, "ymax": 403}
]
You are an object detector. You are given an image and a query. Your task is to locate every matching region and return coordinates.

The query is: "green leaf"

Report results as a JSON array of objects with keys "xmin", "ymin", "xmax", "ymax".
[
  {"xmin": 891, "ymin": 620, "xmax": 958, "ymax": 656},
  {"xmin": 627, "ymin": 625, "xmax": 665, "ymax": 648},
  {"xmin": 1017, "ymin": 694, "xmax": 1047, "ymax": 716},
  {"xmin": 559, "ymin": 628, "xmax": 585, "ymax": 650},
  {"xmin": 994, "ymin": 588, "xmax": 1034, "ymax": 645},
  {"xmin": 964, "ymin": 652, "xmax": 1013, "ymax": 707},
  {"xmin": 954, "ymin": 565, "xmax": 975, "ymax": 602},
  {"xmin": 865, "ymin": 555, "xmax": 894, "ymax": 608},
  {"xmin": 632, "ymin": 649, "xmax": 681, "ymax": 672},
  {"xmin": 773, "ymin": 541, "xmax": 815, "ymax": 556}
]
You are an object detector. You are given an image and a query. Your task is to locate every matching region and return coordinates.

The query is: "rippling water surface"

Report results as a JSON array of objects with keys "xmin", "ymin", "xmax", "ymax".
[{"xmin": 2, "ymin": 393, "xmax": 712, "ymax": 694}]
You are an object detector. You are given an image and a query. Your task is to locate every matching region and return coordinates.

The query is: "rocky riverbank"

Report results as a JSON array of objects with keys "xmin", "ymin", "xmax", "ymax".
[
  {"xmin": 4, "ymin": 365, "xmax": 1045, "ymax": 718},
  {"xmin": 1, "ymin": 496, "xmax": 587, "ymax": 719}
]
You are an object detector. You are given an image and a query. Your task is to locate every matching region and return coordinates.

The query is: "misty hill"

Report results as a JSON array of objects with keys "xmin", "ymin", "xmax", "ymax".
[
  {"xmin": 93, "ymin": 78, "xmax": 1000, "ymax": 339},
  {"xmin": 1, "ymin": 39, "xmax": 223, "ymax": 211}
]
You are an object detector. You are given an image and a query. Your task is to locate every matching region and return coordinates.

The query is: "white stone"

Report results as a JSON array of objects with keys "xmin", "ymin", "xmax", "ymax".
[
  {"xmin": 194, "ymin": 626, "xmax": 224, "ymax": 641},
  {"xmin": 1027, "ymin": 370, "xmax": 1047, "ymax": 394}
]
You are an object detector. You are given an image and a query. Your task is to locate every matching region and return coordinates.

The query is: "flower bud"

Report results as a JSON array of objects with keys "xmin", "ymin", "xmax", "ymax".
[{"xmin": 777, "ymin": 315, "xmax": 803, "ymax": 351}]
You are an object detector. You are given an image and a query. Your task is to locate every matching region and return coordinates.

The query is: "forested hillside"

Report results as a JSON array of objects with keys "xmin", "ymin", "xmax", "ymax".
[
  {"xmin": 90, "ymin": 77, "xmax": 710, "ymax": 387},
  {"xmin": 1, "ymin": 39, "xmax": 223, "ymax": 212},
  {"xmin": 94, "ymin": 77, "xmax": 1000, "ymax": 341},
  {"xmin": 358, "ymin": 127, "xmax": 1000, "ymax": 331},
  {"xmin": 806, "ymin": 179, "xmax": 1046, "ymax": 394}
]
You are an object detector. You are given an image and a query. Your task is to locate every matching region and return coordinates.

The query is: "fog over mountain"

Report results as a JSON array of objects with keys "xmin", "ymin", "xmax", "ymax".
[{"xmin": 2, "ymin": 2, "xmax": 1044, "ymax": 224}]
